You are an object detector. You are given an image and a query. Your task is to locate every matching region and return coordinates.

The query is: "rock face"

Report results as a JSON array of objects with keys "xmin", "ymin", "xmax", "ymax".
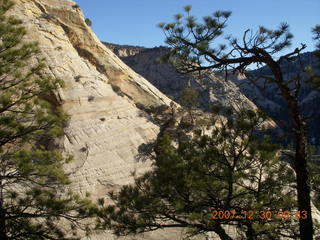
[
  {"xmin": 10, "ymin": 1, "xmax": 178, "ymax": 238},
  {"xmin": 104, "ymin": 44, "xmax": 257, "ymax": 112},
  {"xmin": 12, "ymin": 0, "xmax": 172, "ymax": 191},
  {"xmin": 104, "ymin": 42, "xmax": 145, "ymax": 57}
]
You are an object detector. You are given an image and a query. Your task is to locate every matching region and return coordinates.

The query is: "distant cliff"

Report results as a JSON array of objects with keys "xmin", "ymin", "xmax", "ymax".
[
  {"xmin": 104, "ymin": 43, "xmax": 257, "ymax": 112},
  {"xmin": 232, "ymin": 52, "xmax": 320, "ymax": 144},
  {"xmin": 103, "ymin": 42, "xmax": 145, "ymax": 57},
  {"xmin": 104, "ymin": 43, "xmax": 320, "ymax": 144}
]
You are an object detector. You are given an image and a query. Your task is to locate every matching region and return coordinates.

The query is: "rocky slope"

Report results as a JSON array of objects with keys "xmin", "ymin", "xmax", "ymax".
[
  {"xmin": 105, "ymin": 43, "xmax": 320, "ymax": 144},
  {"xmin": 103, "ymin": 43, "xmax": 257, "ymax": 112},
  {"xmin": 10, "ymin": 1, "xmax": 181, "ymax": 239}
]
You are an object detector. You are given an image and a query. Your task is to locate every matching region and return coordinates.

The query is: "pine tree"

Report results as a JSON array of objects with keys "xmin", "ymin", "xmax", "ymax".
[
  {"xmin": 157, "ymin": 6, "xmax": 317, "ymax": 239},
  {"xmin": 0, "ymin": 1, "xmax": 97, "ymax": 239},
  {"xmin": 308, "ymin": 25, "xmax": 320, "ymax": 88},
  {"xmin": 180, "ymin": 87, "xmax": 198, "ymax": 124},
  {"xmin": 100, "ymin": 107, "xmax": 301, "ymax": 239}
]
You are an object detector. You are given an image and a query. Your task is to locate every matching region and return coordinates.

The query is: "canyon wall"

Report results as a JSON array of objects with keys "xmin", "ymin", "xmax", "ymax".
[{"xmin": 10, "ymin": 1, "xmax": 181, "ymax": 238}]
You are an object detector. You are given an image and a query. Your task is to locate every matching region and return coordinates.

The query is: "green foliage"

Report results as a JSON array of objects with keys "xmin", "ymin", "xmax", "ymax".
[
  {"xmin": 308, "ymin": 144, "xmax": 320, "ymax": 209},
  {"xmin": 159, "ymin": 6, "xmax": 316, "ymax": 239},
  {"xmin": 312, "ymin": 25, "xmax": 320, "ymax": 51},
  {"xmin": 180, "ymin": 87, "xmax": 198, "ymax": 110},
  {"xmin": 100, "ymin": 108, "xmax": 299, "ymax": 239},
  {"xmin": 307, "ymin": 25, "xmax": 320, "ymax": 89},
  {"xmin": 179, "ymin": 87, "xmax": 198, "ymax": 125},
  {"xmin": 85, "ymin": 18, "xmax": 92, "ymax": 27},
  {"xmin": 0, "ymin": 1, "xmax": 97, "ymax": 239},
  {"xmin": 158, "ymin": 6, "xmax": 297, "ymax": 73}
]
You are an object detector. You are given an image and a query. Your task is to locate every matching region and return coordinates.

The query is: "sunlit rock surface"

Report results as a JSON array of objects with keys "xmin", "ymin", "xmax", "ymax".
[{"xmin": 10, "ymin": 1, "xmax": 179, "ymax": 238}]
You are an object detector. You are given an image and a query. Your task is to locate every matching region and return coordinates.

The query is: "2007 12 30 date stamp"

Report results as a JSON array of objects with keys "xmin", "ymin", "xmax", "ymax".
[{"xmin": 211, "ymin": 210, "xmax": 308, "ymax": 220}]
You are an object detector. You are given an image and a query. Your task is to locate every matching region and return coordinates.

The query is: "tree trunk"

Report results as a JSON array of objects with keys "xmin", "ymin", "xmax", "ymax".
[
  {"xmin": 295, "ymin": 133, "xmax": 313, "ymax": 239},
  {"xmin": 246, "ymin": 223, "xmax": 256, "ymax": 240},
  {"xmin": 214, "ymin": 224, "xmax": 233, "ymax": 240},
  {"xmin": 0, "ymin": 199, "xmax": 8, "ymax": 240},
  {"xmin": 268, "ymin": 59, "xmax": 313, "ymax": 240}
]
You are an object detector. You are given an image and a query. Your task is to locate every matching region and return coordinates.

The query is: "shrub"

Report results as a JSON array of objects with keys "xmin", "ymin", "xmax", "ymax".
[
  {"xmin": 75, "ymin": 75, "xmax": 82, "ymax": 82},
  {"xmin": 85, "ymin": 18, "xmax": 92, "ymax": 27}
]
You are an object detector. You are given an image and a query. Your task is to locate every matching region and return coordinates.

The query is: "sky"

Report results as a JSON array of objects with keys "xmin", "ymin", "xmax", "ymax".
[{"xmin": 75, "ymin": 0, "xmax": 319, "ymax": 53}]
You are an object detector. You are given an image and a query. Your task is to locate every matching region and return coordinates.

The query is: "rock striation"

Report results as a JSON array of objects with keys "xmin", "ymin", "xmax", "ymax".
[
  {"xmin": 11, "ymin": 0, "xmax": 172, "ymax": 216},
  {"xmin": 9, "ymin": 0, "xmax": 184, "ymax": 239}
]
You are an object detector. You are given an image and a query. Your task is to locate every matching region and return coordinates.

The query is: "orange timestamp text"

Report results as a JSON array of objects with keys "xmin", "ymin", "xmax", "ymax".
[{"xmin": 211, "ymin": 210, "xmax": 308, "ymax": 220}]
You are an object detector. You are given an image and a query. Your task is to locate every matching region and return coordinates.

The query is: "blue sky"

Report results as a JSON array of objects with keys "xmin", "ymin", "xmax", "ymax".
[{"xmin": 75, "ymin": 0, "xmax": 319, "ymax": 52}]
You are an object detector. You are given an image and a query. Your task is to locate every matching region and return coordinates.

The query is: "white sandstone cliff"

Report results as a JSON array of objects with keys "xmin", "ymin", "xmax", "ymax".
[
  {"xmin": 11, "ymin": 0, "xmax": 174, "ymax": 197},
  {"xmin": 9, "ymin": 1, "xmax": 181, "ymax": 238}
]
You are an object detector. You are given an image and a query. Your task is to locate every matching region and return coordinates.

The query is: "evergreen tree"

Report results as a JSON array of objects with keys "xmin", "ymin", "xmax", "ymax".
[
  {"xmin": 0, "ymin": 1, "xmax": 97, "ymax": 239},
  {"xmin": 308, "ymin": 25, "xmax": 320, "ymax": 88},
  {"xmin": 85, "ymin": 18, "xmax": 92, "ymax": 27},
  {"xmin": 180, "ymin": 87, "xmax": 198, "ymax": 124},
  {"xmin": 308, "ymin": 25, "xmax": 320, "ymax": 214},
  {"xmin": 100, "ymin": 108, "xmax": 301, "ymax": 239},
  {"xmin": 157, "ymin": 6, "xmax": 316, "ymax": 239}
]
